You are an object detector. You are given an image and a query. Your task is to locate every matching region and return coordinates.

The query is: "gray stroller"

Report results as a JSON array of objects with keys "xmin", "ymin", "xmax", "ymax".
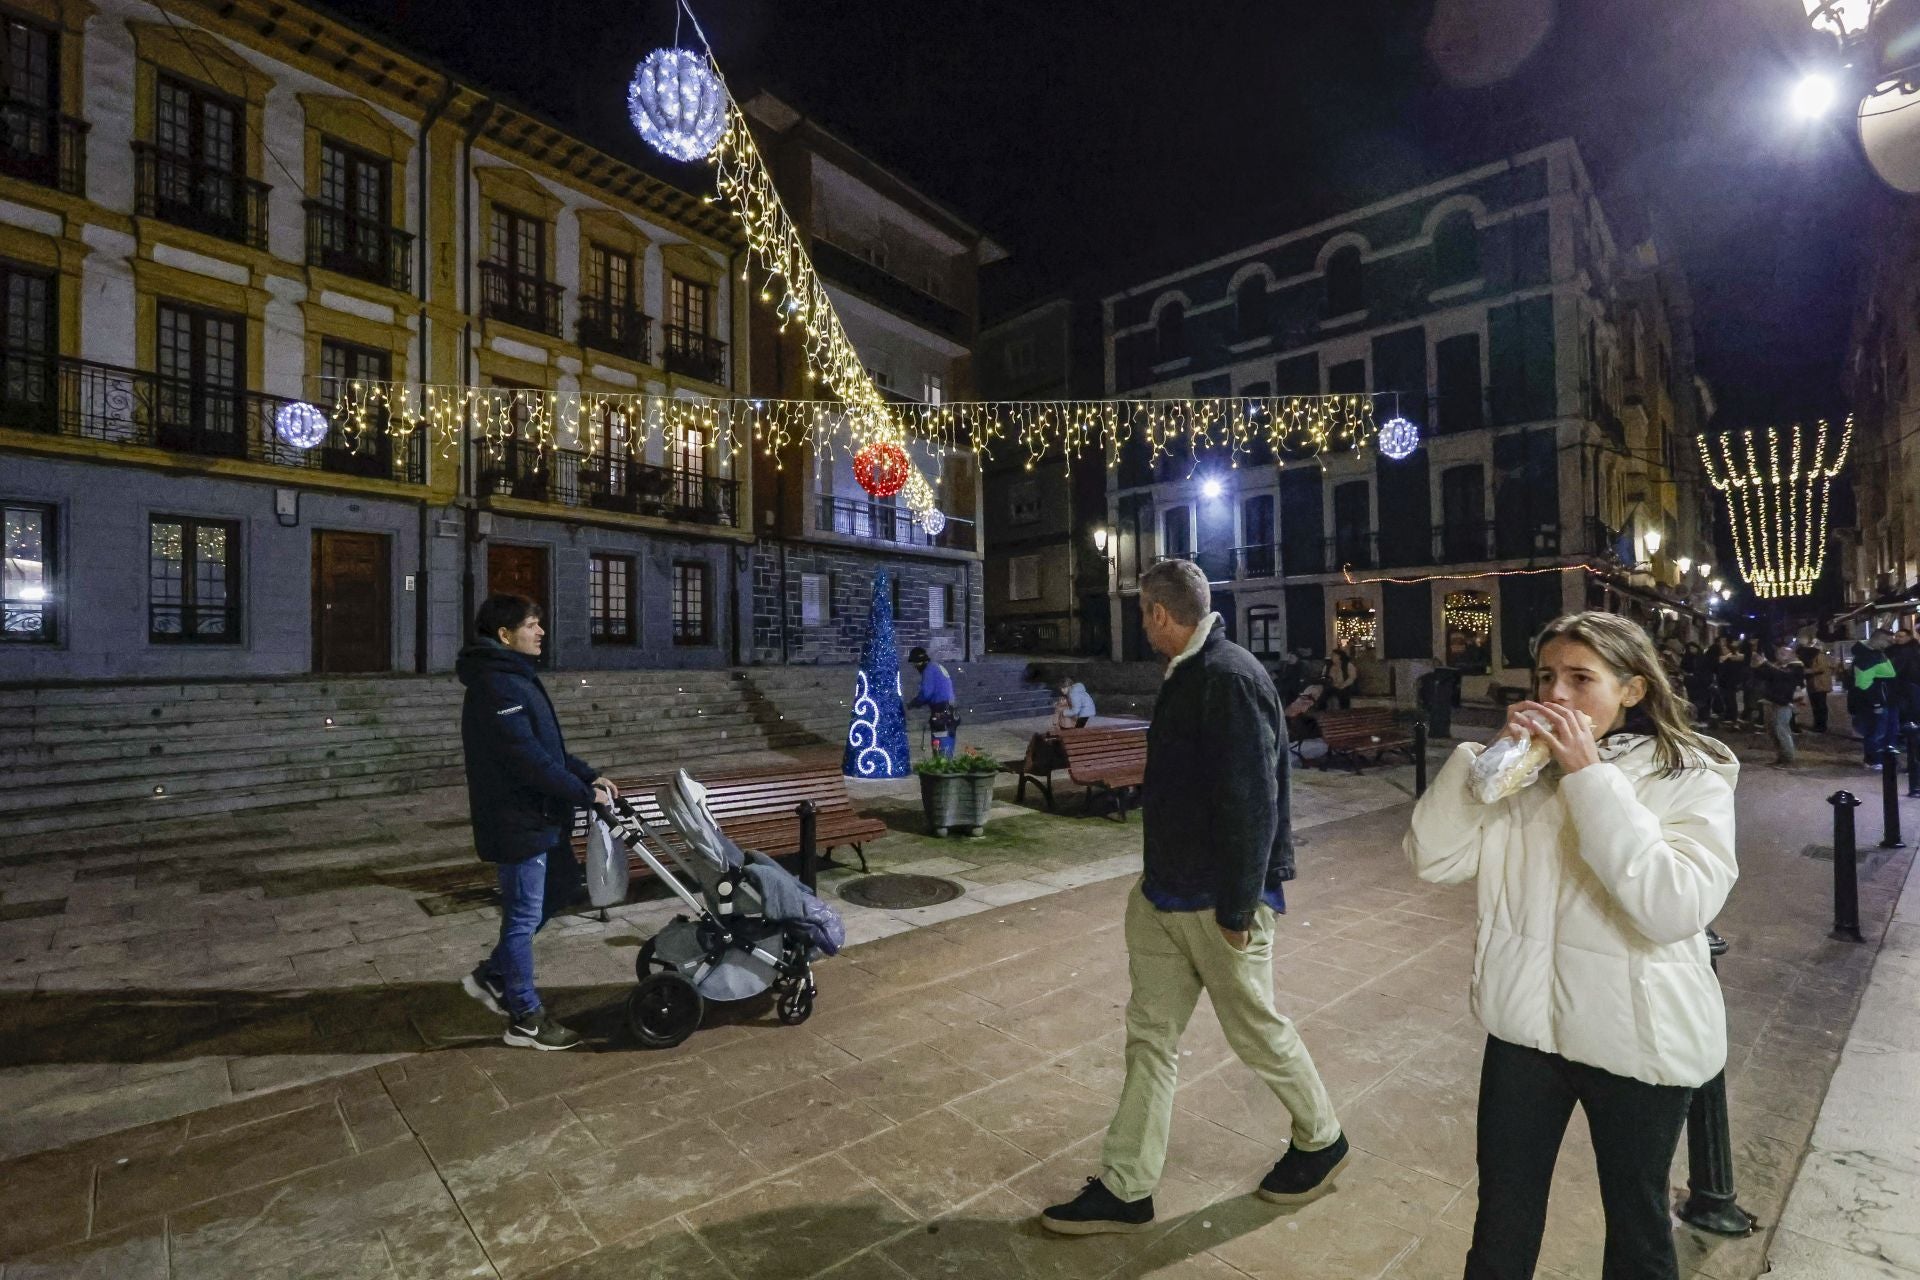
[{"xmin": 600, "ymin": 770, "xmax": 830, "ymax": 1048}]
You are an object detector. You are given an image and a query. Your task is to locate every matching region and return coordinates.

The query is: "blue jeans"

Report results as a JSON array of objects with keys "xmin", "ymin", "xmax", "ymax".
[
  {"xmin": 486, "ymin": 844, "xmax": 581, "ymax": 1018},
  {"xmin": 1855, "ymin": 707, "xmax": 1898, "ymax": 763},
  {"xmin": 1770, "ymin": 704, "xmax": 1796, "ymax": 763}
]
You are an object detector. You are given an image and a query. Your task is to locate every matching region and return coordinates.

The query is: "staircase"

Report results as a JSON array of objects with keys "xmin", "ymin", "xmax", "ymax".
[{"xmin": 0, "ymin": 657, "xmax": 1054, "ymax": 843}]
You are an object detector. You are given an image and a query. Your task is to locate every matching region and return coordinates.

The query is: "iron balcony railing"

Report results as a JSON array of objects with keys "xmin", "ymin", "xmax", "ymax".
[
  {"xmin": 304, "ymin": 202, "xmax": 413, "ymax": 292},
  {"xmin": 0, "ymin": 349, "xmax": 425, "ymax": 482},
  {"xmin": 815, "ymin": 494, "xmax": 977, "ymax": 552},
  {"xmin": 471, "ymin": 439, "xmax": 740, "ymax": 527},
  {"xmin": 478, "ymin": 261, "xmax": 564, "ymax": 337},
  {"xmin": 578, "ymin": 295, "xmax": 652, "ymax": 364},
  {"xmin": 0, "ymin": 97, "xmax": 86, "ymax": 195},
  {"xmin": 1156, "ymin": 522, "xmax": 1581, "ymax": 584},
  {"xmin": 662, "ymin": 324, "xmax": 727, "ymax": 385},
  {"xmin": 132, "ymin": 143, "xmax": 270, "ymax": 249}
]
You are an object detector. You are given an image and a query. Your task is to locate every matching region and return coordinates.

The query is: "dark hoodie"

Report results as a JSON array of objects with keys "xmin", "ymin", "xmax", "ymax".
[{"xmin": 456, "ymin": 641, "xmax": 598, "ymax": 863}]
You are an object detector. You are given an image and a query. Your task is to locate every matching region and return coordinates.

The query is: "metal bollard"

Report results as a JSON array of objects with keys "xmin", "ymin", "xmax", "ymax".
[
  {"xmin": 1883, "ymin": 747, "xmax": 1906, "ymax": 850},
  {"xmin": 1907, "ymin": 725, "xmax": 1920, "ymax": 799},
  {"xmin": 1829, "ymin": 791, "xmax": 1865, "ymax": 943},
  {"xmin": 796, "ymin": 800, "xmax": 818, "ymax": 892},
  {"xmin": 1413, "ymin": 721, "xmax": 1429, "ymax": 798},
  {"xmin": 1677, "ymin": 928, "xmax": 1756, "ymax": 1237}
]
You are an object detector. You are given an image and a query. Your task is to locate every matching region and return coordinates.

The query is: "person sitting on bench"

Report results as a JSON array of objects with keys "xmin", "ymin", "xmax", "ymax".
[{"xmin": 1054, "ymin": 677, "xmax": 1097, "ymax": 730}]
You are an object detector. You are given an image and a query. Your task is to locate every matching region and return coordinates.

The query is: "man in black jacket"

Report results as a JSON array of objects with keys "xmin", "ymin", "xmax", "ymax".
[
  {"xmin": 456, "ymin": 594, "xmax": 617, "ymax": 1051},
  {"xmin": 1042, "ymin": 560, "xmax": 1346, "ymax": 1236}
]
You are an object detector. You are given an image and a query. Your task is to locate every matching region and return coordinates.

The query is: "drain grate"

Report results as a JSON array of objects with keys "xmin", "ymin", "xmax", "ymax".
[{"xmin": 839, "ymin": 874, "xmax": 965, "ymax": 910}]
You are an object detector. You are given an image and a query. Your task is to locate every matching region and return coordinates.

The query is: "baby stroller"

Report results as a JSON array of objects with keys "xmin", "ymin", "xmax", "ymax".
[{"xmin": 598, "ymin": 770, "xmax": 840, "ymax": 1049}]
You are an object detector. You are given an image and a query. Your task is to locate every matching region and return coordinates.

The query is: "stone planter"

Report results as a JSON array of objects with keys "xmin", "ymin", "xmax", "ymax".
[{"xmin": 919, "ymin": 771, "xmax": 997, "ymax": 837}]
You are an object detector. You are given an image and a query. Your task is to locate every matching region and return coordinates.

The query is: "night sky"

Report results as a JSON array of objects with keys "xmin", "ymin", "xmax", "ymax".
[{"xmin": 325, "ymin": 0, "xmax": 1884, "ymax": 423}]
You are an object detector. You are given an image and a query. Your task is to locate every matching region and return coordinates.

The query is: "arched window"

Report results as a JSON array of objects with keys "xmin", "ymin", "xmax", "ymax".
[
  {"xmin": 1324, "ymin": 246, "xmax": 1363, "ymax": 316},
  {"xmin": 1432, "ymin": 211, "xmax": 1480, "ymax": 287},
  {"xmin": 1236, "ymin": 276, "xmax": 1270, "ymax": 339},
  {"xmin": 1156, "ymin": 301, "xmax": 1187, "ymax": 361}
]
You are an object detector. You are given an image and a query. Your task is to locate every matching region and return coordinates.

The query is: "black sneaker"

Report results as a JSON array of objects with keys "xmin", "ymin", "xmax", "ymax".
[
  {"xmin": 503, "ymin": 1010, "xmax": 582, "ymax": 1051},
  {"xmin": 1039, "ymin": 1177, "xmax": 1154, "ymax": 1236},
  {"xmin": 461, "ymin": 966, "xmax": 508, "ymax": 1018},
  {"xmin": 1258, "ymin": 1132, "xmax": 1350, "ymax": 1204}
]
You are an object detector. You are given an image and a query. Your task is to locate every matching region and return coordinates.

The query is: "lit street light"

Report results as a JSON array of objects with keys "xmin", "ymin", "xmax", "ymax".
[
  {"xmin": 1201, "ymin": 477, "xmax": 1224, "ymax": 500},
  {"xmin": 1092, "ymin": 526, "xmax": 1108, "ymax": 554},
  {"xmin": 1792, "ymin": 71, "xmax": 1838, "ymax": 118},
  {"xmin": 1676, "ymin": 556, "xmax": 1693, "ymax": 574},
  {"xmin": 1711, "ymin": 578, "xmax": 1724, "ymax": 593}
]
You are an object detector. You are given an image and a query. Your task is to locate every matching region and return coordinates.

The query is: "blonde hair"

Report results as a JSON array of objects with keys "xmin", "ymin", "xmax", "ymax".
[{"xmin": 1533, "ymin": 611, "xmax": 1731, "ymax": 776}]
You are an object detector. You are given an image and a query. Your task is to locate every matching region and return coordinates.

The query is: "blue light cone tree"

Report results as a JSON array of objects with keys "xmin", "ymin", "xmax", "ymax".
[{"xmin": 844, "ymin": 571, "xmax": 911, "ymax": 778}]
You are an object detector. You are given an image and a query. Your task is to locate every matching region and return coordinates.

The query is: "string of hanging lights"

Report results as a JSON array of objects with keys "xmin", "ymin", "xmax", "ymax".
[
  {"xmin": 1697, "ymin": 419, "xmax": 1852, "ymax": 599},
  {"xmin": 308, "ymin": 380, "xmax": 1383, "ymax": 473}
]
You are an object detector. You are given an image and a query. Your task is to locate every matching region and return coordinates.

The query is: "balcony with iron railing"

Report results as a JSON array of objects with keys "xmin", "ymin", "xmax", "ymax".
[
  {"xmin": 0, "ymin": 349, "xmax": 425, "ymax": 482},
  {"xmin": 132, "ymin": 143, "xmax": 270, "ymax": 249},
  {"xmin": 662, "ymin": 324, "xmax": 727, "ymax": 385},
  {"xmin": 478, "ymin": 261, "xmax": 564, "ymax": 337},
  {"xmin": 0, "ymin": 98, "xmax": 86, "ymax": 195},
  {"xmin": 470, "ymin": 439, "xmax": 739, "ymax": 527},
  {"xmin": 815, "ymin": 494, "xmax": 977, "ymax": 553},
  {"xmin": 1151, "ymin": 520, "xmax": 1584, "ymax": 585},
  {"xmin": 578, "ymin": 296, "xmax": 652, "ymax": 364},
  {"xmin": 303, "ymin": 202, "xmax": 414, "ymax": 292}
]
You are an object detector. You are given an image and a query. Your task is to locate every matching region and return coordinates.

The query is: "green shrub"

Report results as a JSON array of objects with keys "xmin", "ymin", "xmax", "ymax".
[{"xmin": 914, "ymin": 748, "xmax": 999, "ymax": 776}]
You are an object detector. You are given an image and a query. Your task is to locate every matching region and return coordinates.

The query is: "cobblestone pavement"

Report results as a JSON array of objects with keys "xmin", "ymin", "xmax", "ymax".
[{"xmin": 0, "ymin": 718, "xmax": 1909, "ymax": 1279}]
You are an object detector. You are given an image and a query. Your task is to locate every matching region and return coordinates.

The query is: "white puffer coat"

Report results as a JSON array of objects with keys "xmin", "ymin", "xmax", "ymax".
[{"xmin": 1405, "ymin": 734, "xmax": 1738, "ymax": 1088}]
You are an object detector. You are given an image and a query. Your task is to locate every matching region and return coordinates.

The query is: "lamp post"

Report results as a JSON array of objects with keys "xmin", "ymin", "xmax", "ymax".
[{"xmin": 1794, "ymin": 0, "xmax": 1920, "ymax": 194}]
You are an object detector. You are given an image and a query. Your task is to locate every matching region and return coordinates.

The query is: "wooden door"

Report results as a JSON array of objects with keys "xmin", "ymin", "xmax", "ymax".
[
  {"xmin": 312, "ymin": 530, "xmax": 391, "ymax": 673},
  {"xmin": 487, "ymin": 542, "xmax": 551, "ymax": 662}
]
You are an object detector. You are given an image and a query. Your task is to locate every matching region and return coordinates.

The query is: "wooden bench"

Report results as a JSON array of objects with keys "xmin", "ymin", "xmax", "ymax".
[
  {"xmin": 1057, "ymin": 726, "xmax": 1149, "ymax": 820},
  {"xmin": 1314, "ymin": 708, "xmax": 1414, "ymax": 773},
  {"xmin": 569, "ymin": 764, "xmax": 889, "ymax": 877}
]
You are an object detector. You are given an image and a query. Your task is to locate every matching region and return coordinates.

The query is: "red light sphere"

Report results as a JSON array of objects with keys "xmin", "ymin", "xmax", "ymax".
[{"xmin": 853, "ymin": 441, "xmax": 910, "ymax": 498}]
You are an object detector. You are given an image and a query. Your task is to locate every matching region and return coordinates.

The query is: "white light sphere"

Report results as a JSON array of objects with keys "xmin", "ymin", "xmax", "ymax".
[
  {"xmin": 1378, "ymin": 415, "xmax": 1420, "ymax": 461},
  {"xmin": 1201, "ymin": 477, "xmax": 1224, "ymax": 500},
  {"xmin": 920, "ymin": 507, "xmax": 947, "ymax": 537},
  {"xmin": 1791, "ymin": 72, "xmax": 1837, "ymax": 119},
  {"xmin": 627, "ymin": 49, "xmax": 727, "ymax": 163},
  {"xmin": 275, "ymin": 401, "xmax": 329, "ymax": 449}
]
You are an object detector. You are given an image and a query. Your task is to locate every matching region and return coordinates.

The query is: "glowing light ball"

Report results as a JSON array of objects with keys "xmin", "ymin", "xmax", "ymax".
[
  {"xmin": 853, "ymin": 441, "xmax": 910, "ymax": 498},
  {"xmin": 627, "ymin": 49, "xmax": 727, "ymax": 162},
  {"xmin": 1378, "ymin": 416, "xmax": 1420, "ymax": 461},
  {"xmin": 920, "ymin": 507, "xmax": 947, "ymax": 537},
  {"xmin": 275, "ymin": 401, "xmax": 329, "ymax": 449}
]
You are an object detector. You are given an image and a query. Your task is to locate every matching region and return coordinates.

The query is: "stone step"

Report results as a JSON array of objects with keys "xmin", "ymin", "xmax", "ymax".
[
  {"xmin": 0, "ymin": 668, "xmax": 741, "ymax": 709},
  {"xmin": 2, "ymin": 729, "xmax": 825, "ymax": 837}
]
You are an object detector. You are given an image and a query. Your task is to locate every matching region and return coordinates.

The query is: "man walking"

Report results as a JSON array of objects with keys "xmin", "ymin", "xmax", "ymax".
[
  {"xmin": 1042, "ymin": 560, "xmax": 1347, "ymax": 1235},
  {"xmin": 457, "ymin": 594, "xmax": 617, "ymax": 1050}
]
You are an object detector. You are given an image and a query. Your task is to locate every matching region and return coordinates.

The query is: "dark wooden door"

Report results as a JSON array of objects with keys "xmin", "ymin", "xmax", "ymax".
[
  {"xmin": 312, "ymin": 531, "xmax": 391, "ymax": 673},
  {"xmin": 487, "ymin": 543, "xmax": 550, "ymax": 663}
]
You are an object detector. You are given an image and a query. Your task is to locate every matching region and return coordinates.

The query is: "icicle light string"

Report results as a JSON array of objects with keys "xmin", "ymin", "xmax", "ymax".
[
  {"xmin": 1697, "ymin": 418, "xmax": 1852, "ymax": 599},
  {"xmin": 310, "ymin": 380, "xmax": 1380, "ymax": 470}
]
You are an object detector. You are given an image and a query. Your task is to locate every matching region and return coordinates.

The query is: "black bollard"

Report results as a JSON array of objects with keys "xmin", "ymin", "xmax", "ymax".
[
  {"xmin": 1677, "ymin": 929, "xmax": 1756, "ymax": 1237},
  {"xmin": 1830, "ymin": 791, "xmax": 1865, "ymax": 943},
  {"xmin": 1908, "ymin": 725, "xmax": 1920, "ymax": 799},
  {"xmin": 1883, "ymin": 747, "xmax": 1906, "ymax": 850},
  {"xmin": 796, "ymin": 800, "xmax": 818, "ymax": 892},
  {"xmin": 1413, "ymin": 721, "xmax": 1429, "ymax": 798}
]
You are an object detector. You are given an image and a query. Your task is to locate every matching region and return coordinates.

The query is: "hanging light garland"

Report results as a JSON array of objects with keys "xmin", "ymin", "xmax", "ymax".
[
  {"xmin": 1443, "ymin": 591, "xmax": 1493, "ymax": 636},
  {"xmin": 1697, "ymin": 418, "xmax": 1852, "ymax": 599},
  {"xmin": 310, "ymin": 379, "xmax": 1379, "ymax": 475}
]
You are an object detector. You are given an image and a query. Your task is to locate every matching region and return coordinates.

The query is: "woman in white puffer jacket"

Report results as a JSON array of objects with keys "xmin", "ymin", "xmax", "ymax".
[{"xmin": 1406, "ymin": 612, "xmax": 1737, "ymax": 1280}]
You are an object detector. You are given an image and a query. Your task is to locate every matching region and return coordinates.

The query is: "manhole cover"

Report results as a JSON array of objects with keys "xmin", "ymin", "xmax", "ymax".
[{"xmin": 839, "ymin": 874, "xmax": 965, "ymax": 910}]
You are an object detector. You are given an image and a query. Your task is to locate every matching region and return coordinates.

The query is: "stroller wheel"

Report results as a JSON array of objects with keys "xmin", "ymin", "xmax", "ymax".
[
  {"xmin": 776, "ymin": 978, "xmax": 815, "ymax": 1026},
  {"xmin": 627, "ymin": 973, "xmax": 703, "ymax": 1048},
  {"xmin": 634, "ymin": 938, "xmax": 665, "ymax": 981}
]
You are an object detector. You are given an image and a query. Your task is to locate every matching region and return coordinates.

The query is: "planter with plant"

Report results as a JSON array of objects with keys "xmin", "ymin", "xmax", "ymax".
[{"xmin": 915, "ymin": 749, "xmax": 1001, "ymax": 837}]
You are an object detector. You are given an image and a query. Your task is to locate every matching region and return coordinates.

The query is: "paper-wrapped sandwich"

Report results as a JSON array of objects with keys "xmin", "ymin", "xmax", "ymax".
[{"xmin": 1467, "ymin": 709, "xmax": 1595, "ymax": 805}]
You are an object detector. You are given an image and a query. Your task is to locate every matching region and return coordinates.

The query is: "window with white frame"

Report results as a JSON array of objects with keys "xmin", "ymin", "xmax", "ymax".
[
  {"xmin": 801, "ymin": 573, "xmax": 827, "ymax": 627},
  {"xmin": 923, "ymin": 372, "xmax": 944, "ymax": 405},
  {"xmin": 1009, "ymin": 554, "xmax": 1040, "ymax": 601},
  {"xmin": 3, "ymin": 501, "xmax": 55, "ymax": 643},
  {"xmin": 1247, "ymin": 605, "xmax": 1281, "ymax": 657}
]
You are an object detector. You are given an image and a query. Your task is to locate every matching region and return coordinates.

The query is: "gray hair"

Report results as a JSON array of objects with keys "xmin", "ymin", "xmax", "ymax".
[{"xmin": 1139, "ymin": 559, "xmax": 1210, "ymax": 626}]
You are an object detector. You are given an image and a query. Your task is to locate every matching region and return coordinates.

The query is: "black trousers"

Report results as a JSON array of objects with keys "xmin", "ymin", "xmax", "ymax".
[{"xmin": 1465, "ymin": 1036, "xmax": 1693, "ymax": 1280}]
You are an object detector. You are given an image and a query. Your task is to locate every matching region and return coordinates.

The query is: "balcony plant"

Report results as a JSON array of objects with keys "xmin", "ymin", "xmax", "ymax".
[{"xmin": 914, "ymin": 748, "xmax": 1001, "ymax": 838}]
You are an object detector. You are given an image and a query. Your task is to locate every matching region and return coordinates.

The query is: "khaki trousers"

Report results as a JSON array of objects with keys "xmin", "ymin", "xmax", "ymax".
[{"xmin": 1101, "ymin": 879, "xmax": 1342, "ymax": 1201}]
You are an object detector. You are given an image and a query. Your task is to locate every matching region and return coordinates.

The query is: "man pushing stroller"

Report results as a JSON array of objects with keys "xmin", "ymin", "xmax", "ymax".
[{"xmin": 456, "ymin": 594, "xmax": 619, "ymax": 1050}]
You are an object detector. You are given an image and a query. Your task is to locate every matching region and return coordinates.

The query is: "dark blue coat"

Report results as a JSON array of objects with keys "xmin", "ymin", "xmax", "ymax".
[{"xmin": 456, "ymin": 642, "xmax": 598, "ymax": 863}]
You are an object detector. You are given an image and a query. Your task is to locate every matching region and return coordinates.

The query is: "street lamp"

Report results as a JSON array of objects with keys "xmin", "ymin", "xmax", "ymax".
[
  {"xmin": 1699, "ymin": 562, "xmax": 1712, "ymax": 578},
  {"xmin": 1092, "ymin": 526, "xmax": 1108, "ymax": 554},
  {"xmin": 1796, "ymin": 0, "xmax": 1920, "ymax": 193},
  {"xmin": 1792, "ymin": 71, "xmax": 1839, "ymax": 118},
  {"xmin": 1803, "ymin": 0, "xmax": 1876, "ymax": 39},
  {"xmin": 1676, "ymin": 556, "xmax": 1693, "ymax": 574},
  {"xmin": 1721, "ymin": 588, "xmax": 1735, "ymax": 601},
  {"xmin": 1711, "ymin": 578, "xmax": 1724, "ymax": 594},
  {"xmin": 1643, "ymin": 529, "xmax": 1663, "ymax": 557},
  {"xmin": 1201, "ymin": 477, "xmax": 1224, "ymax": 500}
]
